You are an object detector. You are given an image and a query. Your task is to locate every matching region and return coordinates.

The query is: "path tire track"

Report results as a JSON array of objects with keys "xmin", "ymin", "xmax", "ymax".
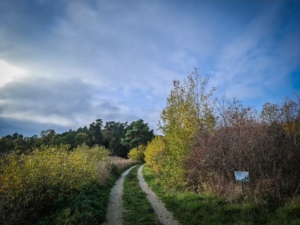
[
  {"xmin": 102, "ymin": 165, "xmax": 137, "ymax": 225},
  {"xmin": 137, "ymin": 165, "xmax": 181, "ymax": 225}
]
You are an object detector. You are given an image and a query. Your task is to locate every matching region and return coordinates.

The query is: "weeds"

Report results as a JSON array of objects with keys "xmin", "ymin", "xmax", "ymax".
[{"xmin": 143, "ymin": 166, "xmax": 300, "ymax": 225}]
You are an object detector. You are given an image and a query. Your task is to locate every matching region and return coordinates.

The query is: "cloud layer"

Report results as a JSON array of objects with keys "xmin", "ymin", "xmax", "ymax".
[{"xmin": 0, "ymin": 0, "xmax": 299, "ymax": 137}]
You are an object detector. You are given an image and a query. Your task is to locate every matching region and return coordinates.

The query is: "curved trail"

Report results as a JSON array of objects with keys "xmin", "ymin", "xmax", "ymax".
[
  {"xmin": 102, "ymin": 165, "xmax": 137, "ymax": 225},
  {"xmin": 103, "ymin": 164, "xmax": 181, "ymax": 225},
  {"xmin": 137, "ymin": 165, "xmax": 181, "ymax": 225}
]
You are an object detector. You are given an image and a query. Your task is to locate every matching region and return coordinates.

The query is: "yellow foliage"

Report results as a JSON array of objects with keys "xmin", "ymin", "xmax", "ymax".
[
  {"xmin": 282, "ymin": 121, "xmax": 299, "ymax": 136},
  {"xmin": 144, "ymin": 136, "xmax": 166, "ymax": 174},
  {"xmin": 0, "ymin": 144, "xmax": 110, "ymax": 223},
  {"xmin": 127, "ymin": 145, "xmax": 145, "ymax": 161}
]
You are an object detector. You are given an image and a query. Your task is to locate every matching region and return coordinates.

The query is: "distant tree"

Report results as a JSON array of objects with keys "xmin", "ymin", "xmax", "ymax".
[
  {"xmin": 121, "ymin": 119, "xmax": 154, "ymax": 150},
  {"xmin": 38, "ymin": 129, "xmax": 57, "ymax": 146},
  {"xmin": 58, "ymin": 130, "xmax": 77, "ymax": 148},
  {"xmin": 89, "ymin": 119, "xmax": 103, "ymax": 146},
  {"xmin": 102, "ymin": 121, "xmax": 129, "ymax": 157},
  {"xmin": 23, "ymin": 135, "xmax": 38, "ymax": 151},
  {"xmin": 75, "ymin": 132, "xmax": 90, "ymax": 146},
  {"xmin": 0, "ymin": 137, "xmax": 13, "ymax": 154},
  {"xmin": 12, "ymin": 136, "xmax": 26, "ymax": 152},
  {"xmin": 0, "ymin": 133, "xmax": 27, "ymax": 154}
]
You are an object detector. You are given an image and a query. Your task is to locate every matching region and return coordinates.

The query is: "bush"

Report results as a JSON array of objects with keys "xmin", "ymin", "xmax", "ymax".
[
  {"xmin": 0, "ymin": 144, "xmax": 110, "ymax": 224},
  {"xmin": 127, "ymin": 145, "xmax": 145, "ymax": 161},
  {"xmin": 185, "ymin": 96, "xmax": 300, "ymax": 202},
  {"xmin": 144, "ymin": 136, "xmax": 166, "ymax": 174}
]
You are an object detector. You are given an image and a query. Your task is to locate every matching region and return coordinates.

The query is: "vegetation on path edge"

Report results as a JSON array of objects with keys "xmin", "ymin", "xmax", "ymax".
[
  {"xmin": 123, "ymin": 165, "xmax": 161, "ymax": 225},
  {"xmin": 142, "ymin": 166, "xmax": 300, "ymax": 225}
]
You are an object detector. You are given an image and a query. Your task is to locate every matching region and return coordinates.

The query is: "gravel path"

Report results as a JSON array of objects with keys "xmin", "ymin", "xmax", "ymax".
[
  {"xmin": 138, "ymin": 165, "xmax": 181, "ymax": 225},
  {"xmin": 102, "ymin": 165, "xmax": 137, "ymax": 225}
]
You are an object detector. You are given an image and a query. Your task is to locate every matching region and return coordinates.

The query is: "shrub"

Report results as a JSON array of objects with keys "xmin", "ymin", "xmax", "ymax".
[
  {"xmin": 0, "ymin": 144, "xmax": 110, "ymax": 224},
  {"xmin": 144, "ymin": 136, "xmax": 166, "ymax": 174},
  {"xmin": 185, "ymin": 96, "xmax": 300, "ymax": 202},
  {"xmin": 127, "ymin": 145, "xmax": 145, "ymax": 161}
]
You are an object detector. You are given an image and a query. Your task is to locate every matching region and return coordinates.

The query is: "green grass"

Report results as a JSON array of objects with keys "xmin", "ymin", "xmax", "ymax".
[
  {"xmin": 123, "ymin": 165, "xmax": 161, "ymax": 225},
  {"xmin": 142, "ymin": 166, "xmax": 300, "ymax": 225},
  {"xmin": 35, "ymin": 181, "xmax": 111, "ymax": 225}
]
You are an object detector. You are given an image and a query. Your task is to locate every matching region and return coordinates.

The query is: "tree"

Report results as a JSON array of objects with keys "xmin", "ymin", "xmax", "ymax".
[
  {"xmin": 158, "ymin": 68, "xmax": 215, "ymax": 189},
  {"xmin": 0, "ymin": 137, "xmax": 13, "ymax": 154},
  {"xmin": 37, "ymin": 129, "xmax": 57, "ymax": 146},
  {"xmin": 89, "ymin": 119, "xmax": 103, "ymax": 146},
  {"xmin": 75, "ymin": 132, "xmax": 90, "ymax": 146},
  {"xmin": 102, "ymin": 121, "xmax": 129, "ymax": 157},
  {"xmin": 121, "ymin": 119, "xmax": 154, "ymax": 151}
]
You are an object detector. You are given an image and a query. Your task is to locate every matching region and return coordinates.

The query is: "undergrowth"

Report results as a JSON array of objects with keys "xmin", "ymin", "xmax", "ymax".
[
  {"xmin": 0, "ymin": 144, "xmax": 137, "ymax": 225},
  {"xmin": 142, "ymin": 166, "xmax": 300, "ymax": 225}
]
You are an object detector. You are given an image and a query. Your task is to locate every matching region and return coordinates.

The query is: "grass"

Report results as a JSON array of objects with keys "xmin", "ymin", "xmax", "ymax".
[
  {"xmin": 142, "ymin": 166, "xmax": 300, "ymax": 225},
  {"xmin": 123, "ymin": 165, "xmax": 161, "ymax": 225}
]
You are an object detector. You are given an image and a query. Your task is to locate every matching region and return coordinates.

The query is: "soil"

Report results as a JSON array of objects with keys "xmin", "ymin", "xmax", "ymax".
[
  {"xmin": 103, "ymin": 164, "xmax": 181, "ymax": 225},
  {"xmin": 102, "ymin": 165, "xmax": 137, "ymax": 225},
  {"xmin": 137, "ymin": 165, "xmax": 181, "ymax": 225}
]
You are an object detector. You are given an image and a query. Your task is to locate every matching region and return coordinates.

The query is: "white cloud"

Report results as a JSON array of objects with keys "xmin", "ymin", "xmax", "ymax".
[
  {"xmin": 0, "ymin": 60, "xmax": 26, "ymax": 86},
  {"xmin": 0, "ymin": 0, "xmax": 299, "ymax": 137}
]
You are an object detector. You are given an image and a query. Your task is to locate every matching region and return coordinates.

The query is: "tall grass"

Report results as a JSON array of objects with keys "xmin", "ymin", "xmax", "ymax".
[{"xmin": 0, "ymin": 144, "xmax": 137, "ymax": 225}]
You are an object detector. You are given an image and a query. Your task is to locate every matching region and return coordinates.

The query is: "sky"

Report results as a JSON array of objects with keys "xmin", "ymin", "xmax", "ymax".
[{"xmin": 0, "ymin": 0, "xmax": 300, "ymax": 138}]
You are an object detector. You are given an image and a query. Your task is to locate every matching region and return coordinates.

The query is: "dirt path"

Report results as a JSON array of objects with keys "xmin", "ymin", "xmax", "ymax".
[
  {"xmin": 103, "ymin": 164, "xmax": 181, "ymax": 225},
  {"xmin": 137, "ymin": 165, "xmax": 181, "ymax": 225},
  {"xmin": 102, "ymin": 165, "xmax": 137, "ymax": 225}
]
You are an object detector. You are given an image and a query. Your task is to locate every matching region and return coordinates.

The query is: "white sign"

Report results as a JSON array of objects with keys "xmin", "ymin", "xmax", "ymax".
[{"xmin": 234, "ymin": 171, "xmax": 249, "ymax": 182}]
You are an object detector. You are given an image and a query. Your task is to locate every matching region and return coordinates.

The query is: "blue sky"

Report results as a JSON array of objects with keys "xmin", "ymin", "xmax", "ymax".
[{"xmin": 0, "ymin": 0, "xmax": 299, "ymax": 137}]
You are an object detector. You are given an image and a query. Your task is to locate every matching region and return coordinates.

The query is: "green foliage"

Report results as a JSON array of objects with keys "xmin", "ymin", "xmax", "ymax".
[
  {"xmin": 122, "ymin": 119, "xmax": 154, "ymax": 150},
  {"xmin": 36, "ymin": 182, "xmax": 110, "ymax": 225},
  {"xmin": 102, "ymin": 121, "xmax": 129, "ymax": 157},
  {"xmin": 123, "ymin": 165, "xmax": 160, "ymax": 225},
  {"xmin": 89, "ymin": 119, "xmax": 103, "ymax": 146},
  {"xmin": 127, "ymin": 145, "xmax": 145, "ymax": 161},
  {"xmin": 74, "ymin": 132, "xmax": 90, "ymax": 146},
  {"xmin": 158, "ymin": 68, "xmax": 215, "ymax": 189},
  {"xmin": 1, "ymin": 118, "xmax": 154, "ymax": 159}
]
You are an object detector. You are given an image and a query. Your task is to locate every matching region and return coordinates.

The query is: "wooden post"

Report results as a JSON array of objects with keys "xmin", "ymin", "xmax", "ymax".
[{"xmin": 242, "ymin": 181, "xmax": 245, "ymax": 195}]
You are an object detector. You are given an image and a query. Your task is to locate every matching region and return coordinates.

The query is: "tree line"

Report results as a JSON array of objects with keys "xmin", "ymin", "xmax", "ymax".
[{"xmin": 0, "ymin": 119, "xmax": 154, "ymax": 158}]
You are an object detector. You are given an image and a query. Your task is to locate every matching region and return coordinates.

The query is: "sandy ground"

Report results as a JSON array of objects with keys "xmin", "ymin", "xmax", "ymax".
[
  {"xmin": 103, "ymin": 164, "xmax": 181, "ymax": 225},
  {"xmin": 137, "ymin": 165, "xmax": 181, "ymax": 225},
  {"xmin": 102, "ymin": 165, "xmax": 137, "ymax": 225}
]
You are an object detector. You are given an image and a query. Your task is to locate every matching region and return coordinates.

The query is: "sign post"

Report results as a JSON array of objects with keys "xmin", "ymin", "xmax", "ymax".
[{"xmin": 234, "ymin": 171, "xmax": 249, "ymax": 195}]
